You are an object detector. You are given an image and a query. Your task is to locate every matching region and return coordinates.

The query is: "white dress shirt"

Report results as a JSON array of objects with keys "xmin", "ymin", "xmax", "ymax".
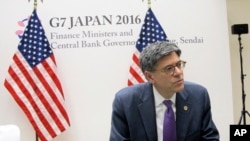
[{"xmin": 153, "ymin": 86, "xmax": 176, "ymax": 141}]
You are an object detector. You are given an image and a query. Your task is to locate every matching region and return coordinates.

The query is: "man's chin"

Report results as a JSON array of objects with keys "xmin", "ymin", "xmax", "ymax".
[{"xmin": 176, "ymin": 84, "xmax": 184, "ymax": 92}]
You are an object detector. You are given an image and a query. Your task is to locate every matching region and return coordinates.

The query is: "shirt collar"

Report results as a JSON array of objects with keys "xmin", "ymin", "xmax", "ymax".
[{"xmin": 153, "ymin": 86, "xmax": 176, "ymax": 107}]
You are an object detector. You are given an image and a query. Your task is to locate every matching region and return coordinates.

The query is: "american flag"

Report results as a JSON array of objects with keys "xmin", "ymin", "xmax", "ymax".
[
  {"xmin": 4, "ymin": 10, "xmax": 70, "ymax": 141},
  {"xmin": 127, "ymin": 8, "xmax": 168, "ymax": 86}
]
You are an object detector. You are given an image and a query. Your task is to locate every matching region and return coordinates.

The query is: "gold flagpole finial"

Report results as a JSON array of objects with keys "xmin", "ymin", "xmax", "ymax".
[
  {"xmin": 28, "ymin": 0, "xmax": 43, "ymax": 10},
  {"xmin": 147, "ymin": 0, "xmax": 151, "ymax": 8},
  {"xmin": 142, "ymin": 0, "xmax": 151, "ymax": 8}
]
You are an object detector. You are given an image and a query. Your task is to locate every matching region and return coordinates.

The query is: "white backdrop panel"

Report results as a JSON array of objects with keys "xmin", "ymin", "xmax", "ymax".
[{"xmin": 0, "ymin": 0, "xmax": 233, "ymax": 141}]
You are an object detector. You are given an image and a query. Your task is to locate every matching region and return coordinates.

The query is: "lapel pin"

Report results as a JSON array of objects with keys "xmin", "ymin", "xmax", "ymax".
[{"xmin": 184, "ymin": 106, "xmax": 188, "ymax": 111}]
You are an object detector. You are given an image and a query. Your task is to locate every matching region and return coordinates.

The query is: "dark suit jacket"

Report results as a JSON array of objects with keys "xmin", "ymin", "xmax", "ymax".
[{"xmin": 110, "ymin": 81, "xmax": 219, "ymax": 141}]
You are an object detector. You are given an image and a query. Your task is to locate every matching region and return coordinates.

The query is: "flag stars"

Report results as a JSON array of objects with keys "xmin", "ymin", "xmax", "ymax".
[
  {"xmin": 17, "ymin": 10, "xmax": 52, "ymax": 67},
  {"xmin": 134, "ymin": 8, "xmax": 167, "ymax": 52}
]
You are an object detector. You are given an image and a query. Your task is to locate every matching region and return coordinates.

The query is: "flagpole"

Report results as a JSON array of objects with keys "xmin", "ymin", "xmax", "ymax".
[
  {"xmin": 29, "ymin": 1, "xmax": 43, "ymax": 140},
  {"xmin": 32, "ymin": 1, "xmax": 38, "ymax": 141},
  {"xmin": 36, "ymin": 134, "xmax": 39, "ymax": 141},
  {"xmin": 147, "ymin": 0, "xmax": 151, "ymax": 7},
  {"xmin": 142, "ymin": 0, "xmax": 151, "ymax": 7},
  {"xmin": 34, "ymin": 0, "xmax": 39, "ymax": 135}
]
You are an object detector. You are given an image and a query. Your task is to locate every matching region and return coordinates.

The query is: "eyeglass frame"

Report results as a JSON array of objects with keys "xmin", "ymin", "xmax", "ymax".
[{"xmin": 153, "ymin": 60, "xmax": 187, "ymax": 75}]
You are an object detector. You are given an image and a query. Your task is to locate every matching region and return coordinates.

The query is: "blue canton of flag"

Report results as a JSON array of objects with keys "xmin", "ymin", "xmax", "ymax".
[
  {"xmin": 18, "ymin": 11, "xmax": 52, "ymax": 67},
  {"xmin": 127, "ymin": 8, "xmax": 168, "ymax": 86},
  {"xmin": 136, "ymin": 8, "xmax": 168, "ymax": 52}
]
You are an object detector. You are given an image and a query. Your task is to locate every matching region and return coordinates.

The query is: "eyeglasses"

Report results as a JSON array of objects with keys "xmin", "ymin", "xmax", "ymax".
[{"xmin": 154, "ymin": 60, "xmax": 186, "ymax": 75}]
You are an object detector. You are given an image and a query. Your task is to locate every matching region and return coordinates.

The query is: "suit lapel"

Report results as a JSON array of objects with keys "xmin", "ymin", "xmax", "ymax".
[
  {"xmin": 136, "ymin": 83, "xmax": 193, "ymax": 140},
  {"xmin": 176, "ymin": 90, "xmax": 192, "ymax": 140},
  {"xmin": 137, "ymin": 83, "xmax": 158, "ymax": 141}
]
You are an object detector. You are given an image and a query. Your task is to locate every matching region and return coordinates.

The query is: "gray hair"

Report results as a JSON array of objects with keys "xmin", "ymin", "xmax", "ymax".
[{"xmin": 139, "ymin": 41, "xmax": 181, "ymax": 72}]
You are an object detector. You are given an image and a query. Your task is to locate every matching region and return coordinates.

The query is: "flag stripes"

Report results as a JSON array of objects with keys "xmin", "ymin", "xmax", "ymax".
[
  {"xmin": 5, "ymin": 51, "xmax": 69, "ymax": 140},
  {"xmin": 128, "ymin": 50, "xmax": 146, "ymax": 86}
]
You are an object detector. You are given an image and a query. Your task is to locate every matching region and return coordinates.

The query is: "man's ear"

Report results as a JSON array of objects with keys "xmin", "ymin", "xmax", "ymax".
[{"xmin": 144, "ymin": 71, "xmax": 154, "ymax": 83}]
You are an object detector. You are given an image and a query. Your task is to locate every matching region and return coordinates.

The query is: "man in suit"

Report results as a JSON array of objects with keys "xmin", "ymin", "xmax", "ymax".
[{"xmin": 109, "ymin": 41, "xmax": 219, "ymax": 141}]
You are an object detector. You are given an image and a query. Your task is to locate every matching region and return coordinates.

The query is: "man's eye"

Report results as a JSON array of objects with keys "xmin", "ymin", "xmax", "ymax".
[
  {"xmin": 165, "ymin": 66, "xmax": 174, "ymax": 72},
  {"xmin": 176, "ymin": 62, "xmax": 182, "ymax": 67}
]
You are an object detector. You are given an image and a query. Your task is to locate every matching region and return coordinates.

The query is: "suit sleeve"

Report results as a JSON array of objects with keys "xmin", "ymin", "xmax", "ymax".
[
  {"xmin": 201, "ymin": 89, "xmax": 220, "ymax": 140},
  {"xmin": 109, "ymin": 93, "xmax": 130, "ymax": 141}
]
